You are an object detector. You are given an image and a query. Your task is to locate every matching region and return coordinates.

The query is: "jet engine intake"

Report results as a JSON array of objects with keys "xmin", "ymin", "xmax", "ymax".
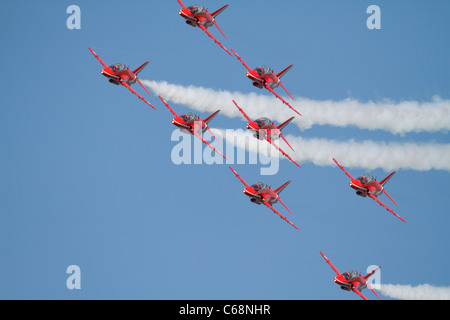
[
  {"xmin": 185, "ymin": 20, "xmax": 196, "ymax": 27},
  {"xmin": 252, "ymin": 82, "xmax": 263, "ymax": 89},
  {"xmin": 356, "ymin": 191, "xmax": 367, "ymax": 197},
  {"xmin": 250, "ymin": 198, "xmax": 262, "ymax": 205}
]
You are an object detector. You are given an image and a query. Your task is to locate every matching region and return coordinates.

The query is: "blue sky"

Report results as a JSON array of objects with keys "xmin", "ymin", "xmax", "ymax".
[{"xmin": 0, "ymin": 1, "xmax": 449, "ymax": 300}]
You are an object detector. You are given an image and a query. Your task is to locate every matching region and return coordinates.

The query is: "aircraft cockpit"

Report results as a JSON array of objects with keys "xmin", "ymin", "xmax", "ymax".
[
  {"xmin": 255, "ymin": 65, "xmax": 273, "ymax": 76},
  {"xmin": 254, "ymin": 117, "xmax": 273, "ymax": 128},
  {"xmin": 181, "ymin": 112, "xmax": 200, "ymax": 122},
  {"xmin": 342, "ymin": 270, "xmax": 359, "ymax": 281},
  {"xmin": 109, "ymin": 63, "xmax": 127, "ymax": 73},
  {"xmin": 188, "ymin": 5, "xmax": 206, "ymax": 15},
  {"xmin": 251, "ymin": 182, "xmax": 269, "ymax": 192},
  {"xmin": 357, "ymin": 174, "xmax": 375, "ymax": 185}
]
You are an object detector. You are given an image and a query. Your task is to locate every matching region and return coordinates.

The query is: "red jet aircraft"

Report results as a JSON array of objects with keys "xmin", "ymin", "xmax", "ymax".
[
  {"xmin": 233, "ymin": 100, "xmax": 301, "ymax": 168},
  {"xmin": 229, "ymin": 166, "xmax": 299, "ymax": 230},
  {"xmin": 88, "ymin": 47, "xmax": 156, "ymax": 110},
  {"xmin": 230, "ymin": 48, "xmax": 301, "ymax": 116},
  {"xmin": 332, "ymin": 158, "xmax": 406, "ymax": 223},
  {"xmin": 320, "ymin": 251, "xmax": 382, "ymax": 300},
  {"xmin": 159, "ymin": 96, "xmax": 226, "ymax": 160},
  {"xmin": 177, "ymin": 1, "xmax": 232, "ymax": 56}
]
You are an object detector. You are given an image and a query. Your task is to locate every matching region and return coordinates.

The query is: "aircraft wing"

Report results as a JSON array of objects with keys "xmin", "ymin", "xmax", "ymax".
[
  {"xmin": 280, "ymin": 133, "xmax": 295, "ymax": 152},
  {"xmin": 383, "ymin": 188, "xmax": 398, "ymax": 207},
  {"xmin": 363, "ymin": 266, "xmax": 382, "ymax": 300},
  {"xmin": 263, "ymin": 201, "xmax": 299, "ymax": 230},
  {"xmin": 197, "ymin": 24, "xmax": 233, "ymax": 56},
  {"xmin": 191, "ymin": 128, "xmax": 227, "ymax": 160},
  {"xmin": 136, "ymin": 77, "xmax": 153, "ymax": 97},
  {"xmin": 267, "ymin": 137, "xmax": 301, "ymax": 168},
  {"xmin": 232, "ymin": 100, "xmax": 252, "ymax": 122},
  {"xmin": 177, "ymin": 0, "xmax": 187, "ymax": 9},
  {"xmin": 88, "ymin": 47, "xmax": 108, "ymax": 68},
  {"xmin": 277, "ymin": 196, "xmax": 294, "ymax": 215},
  {"xmin": 332, "ymin": 158, "xmax": 355, "ymax": 180},
  {"xmin": 352, "ymin": 287, "xmax": 369, "ymax": 301},
  {"xmin": 367, "ymin": 283, "xmax": 382, "ymax": 300},
  {"xmin": 120, "ymin": 81, "xmax": 157, "ymax": 110},
  {"xmin": 278, "ymin": 81, "xmax": 294, "ymax": 100},
  {"xmin": 230, "ymin": 48, "xmax": 252, "ymax": 72},
  {"xmin": 319, "ymin": 251, "xmax": 341, "ymax": 276},
  {"xmin": 264, "ymin": 85, "xmax": 302, "ymax": 116},
  {"xmin": 159, "ymin": 96, "xmax": 178, "ymax": 117},
  {"xmin": 368, "ymin": 194, "xmax": 407, "ymax": 223},
  {"xmin": 229, "ymin": 166, "xmax": 250, "ymax": 188}
]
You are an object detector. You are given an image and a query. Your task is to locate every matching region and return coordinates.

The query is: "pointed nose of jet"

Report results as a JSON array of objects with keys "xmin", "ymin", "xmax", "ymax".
[
  {"xmin": 179, "ymin": 7, "xmax": 191, "ymax": 18},
  {"xmin": 246, "ymin": 121, "xmax": 259, "ymax": 131},
  {"xmin": 350, "ymin": 178, "xmax": 362, "ymax": 189},
  {"xmin": 334, "ymin": 274, "xmax": 346, "ymax": 285},
  {"xmin": 243, "ymin": 186, "xmax": 256, "ymax": 197},
  {"xmin": 246, "ymin": 69, "xmax": 259, "ymax": 80},
  {"xmin": 172, "ymin": 116, "xmax": 184, "ymax": 127},
  {"xmin": 101, "ymin": 67, "xmax": 114, "ymax": 78}
]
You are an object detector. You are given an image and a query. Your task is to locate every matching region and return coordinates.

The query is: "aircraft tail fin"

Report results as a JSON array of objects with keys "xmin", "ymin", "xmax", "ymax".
[
  {"xmin": 133, "ymin": 61, "xmax": 150, "ymax": 76},
  {"xmin": 277, "ymin": 117, "xmax": 295, "ymax": 131},
  {"xmin": 274, "ymin": 180, "xmax": 291, "ymax": 195},
  {"xmin": 276, "ymin": 64, "xmax": 294, "ymax": 79},
  {"xmin": 204, "ymin": 110, "xmax": 221, "ymax": 124},
  {"xmin": 380, "ymin": 171, "xmax": 396, "ymax": 186},
  {"xmin": 211, "ymin": 4, "xmax": 229, "ymax": 18},
  {"xmin": 364, "ymin": 266, "xmax": 381, "ymax": 280}
]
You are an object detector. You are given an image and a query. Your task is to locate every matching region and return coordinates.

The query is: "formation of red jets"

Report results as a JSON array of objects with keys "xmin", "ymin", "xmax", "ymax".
[{"xmin": 88, "ymin": 2, "xmax": 407, "ymax": 300}]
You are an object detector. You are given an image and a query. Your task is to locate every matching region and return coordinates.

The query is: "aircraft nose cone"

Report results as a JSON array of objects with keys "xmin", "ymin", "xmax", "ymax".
[
  {"xmin": 247, "ymin": 121, "xmax": 258, "ymax": 130},
  {"xmin": 350, "ymin": 179, "xmax": 362, "ymax": 188},
  {"xmin": 101, "ymin": 67, "xmax": 113, "ymax": 78},
  {"xmin": 247, "ymin": 70, "xmax": 258, "ymax": 79},
  {"xmin": 334, "ymin": 275, "xmax": 345, "ymax": 284},
  {"xmin": 179, "ymin": 8, "xmax": 190, "ymax": 17},
  {"xmin": 172, "ymin": 116, "xmax": 184, "ymax": 127},
  {"xmin": 243, "ymin": 186, "xmax": 255, "ymax": 196}
]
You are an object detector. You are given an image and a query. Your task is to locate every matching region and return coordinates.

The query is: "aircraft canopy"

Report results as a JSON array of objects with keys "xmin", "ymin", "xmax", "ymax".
[
  {"xmin": 110, "ymin": 63, "xmax": 127, "ymax": 73},
  {"xmin": 188, "ymin": 5, "xmax": 206, "ymax": 14},
  {"xmin": 255, "ymin": 65, "xmax": 273, "ymax": 76},
  {"xmin": 342, "ymin": 270, "xmax": 359, "ymax": 281},
  {"xmin": 181, "ymin": 112, "xmax": 200, "ymax": 122},
  {"xmin": 357, "ymin": 174, "xmax": 375, "ymax": 185},
  {"xmin": 254, "ymin": 117, "xmax": 272, "ymax": 128},
  {"xmin": 251, "ymin": 182, "xmax": 269, "ymax": 192}
]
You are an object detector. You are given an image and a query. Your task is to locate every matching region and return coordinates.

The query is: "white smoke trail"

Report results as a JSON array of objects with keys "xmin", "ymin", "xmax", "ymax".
[
  {"xmin": 211, "ymin": 128, "xmax": 450, "ymax": 172},
  {"xmin": 379, "ymin": 283, "xmax": 450, "ymax": 300},
  {"xmin": 142, "ymin": 80, "xmax": 450, "ymax": 135}
]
